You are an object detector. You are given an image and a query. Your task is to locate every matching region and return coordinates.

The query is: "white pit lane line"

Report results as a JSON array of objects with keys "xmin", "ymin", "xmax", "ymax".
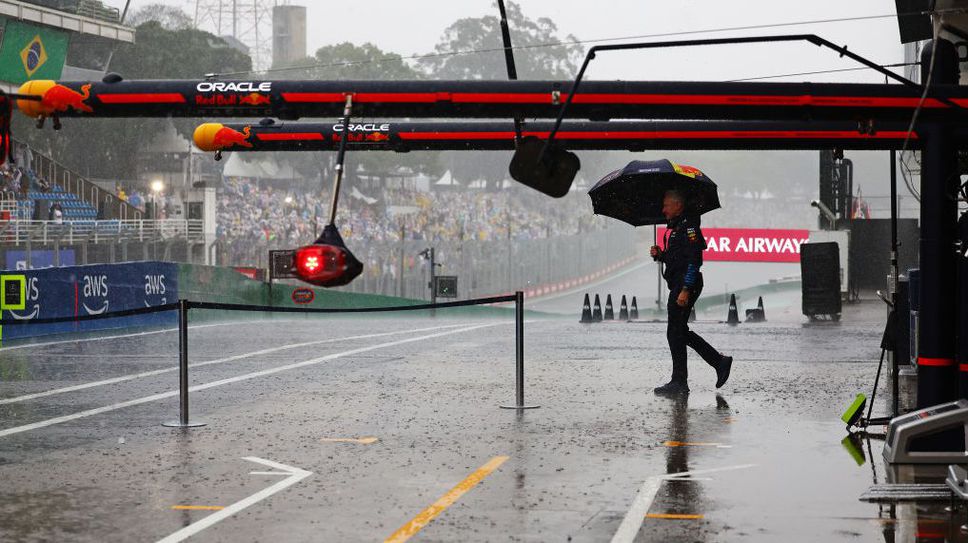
[
  {"xmin": 156, "ymin": 456, "xmax": 312, "ymax": 543},
  {"xmin": 0, "ymin": 322, "xmax": 479, "ymax": 406},
  {"xmin": 610, "ymin": 464, "xmax": 756, "ymax": 543},
  {"xmin": 0, "ymin": 322, "xmax": 502, "ymax": 439},
  {"xmin": 0, "ymin": 319, "xmax": 295, "ymax": 352}
]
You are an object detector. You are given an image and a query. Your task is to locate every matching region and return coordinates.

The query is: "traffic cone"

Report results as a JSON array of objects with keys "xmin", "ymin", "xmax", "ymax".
[
  {"xmin": 726, "ymin": 293, "xmax": 740, "ymax": 325},
  {"xmin": 630, "ymin": 296, "xmax": 639, "ymax": 320},
  {"xmin": 604, "ymin": 294, "xmax": 614, "ymax": 320},
  {"xmin": 580, "ymin": 293, "xmax": 594, "ymax": 323},
  {"xmin": 619, "ymin": 295, "xmax": 629, "ymax": 320},
  {"xmin": 689, "ymin": 306, "xmax": 696, "ymax": 322},
  {"xmin": 593, "ymin": 294, "xmax": 603, "ymax": 322},
  {"xmin": 745, "ymin": 296, "xmax": 766, "ymax": 323}
]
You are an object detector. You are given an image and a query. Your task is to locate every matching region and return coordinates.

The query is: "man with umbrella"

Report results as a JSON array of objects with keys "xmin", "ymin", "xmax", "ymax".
[{"xmin": 589, "ymin": 160, "xmax": 732, "ymax": 395}]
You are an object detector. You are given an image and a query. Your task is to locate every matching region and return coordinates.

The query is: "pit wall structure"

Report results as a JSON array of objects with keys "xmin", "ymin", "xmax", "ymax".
[{"xmin": 0, "ymin": 262, "xmax": 515, "ymax": 341}]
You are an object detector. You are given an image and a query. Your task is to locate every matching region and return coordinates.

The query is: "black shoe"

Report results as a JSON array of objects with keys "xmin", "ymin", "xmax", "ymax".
[
  {"xmin": 716, "ymin": 356, "xmax": 733, "ymax": 389},
  {"xmin": 654, "ymin": 381, "xmax": 690, "ymax": 395}
]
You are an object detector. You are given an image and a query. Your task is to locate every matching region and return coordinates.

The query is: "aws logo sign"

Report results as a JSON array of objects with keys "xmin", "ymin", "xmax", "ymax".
[
  {"xmin": 81, "ymin": 274, "xmax": 109, "ymax": 315},
  {"xmin": 144, "ymin": 274, "xmax": 167, "ymax": 306}
]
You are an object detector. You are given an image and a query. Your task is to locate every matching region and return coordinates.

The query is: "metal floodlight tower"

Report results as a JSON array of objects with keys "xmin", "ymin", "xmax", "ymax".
[{"xmin": 192, "ymin": 0, "xmax": 278, "ymax": 71}]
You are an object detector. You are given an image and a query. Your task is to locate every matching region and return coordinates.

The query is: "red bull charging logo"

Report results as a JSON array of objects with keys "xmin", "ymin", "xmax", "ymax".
[{"xmin": 193, "ymin": 123, "xmax": 253, "ymax": 152}]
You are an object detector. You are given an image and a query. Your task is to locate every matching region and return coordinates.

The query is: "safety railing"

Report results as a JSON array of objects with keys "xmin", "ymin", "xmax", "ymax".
[
  {"xmin": 0, "ymin": 292, "xmax": 535, "ymax": 427},
  {"xmin": 13, "ymin": 139, "xmax": 144, "ymax": 220},
  {"xmin": 0, "ymin": 219, "xmax": 204, "ymax": 245}
]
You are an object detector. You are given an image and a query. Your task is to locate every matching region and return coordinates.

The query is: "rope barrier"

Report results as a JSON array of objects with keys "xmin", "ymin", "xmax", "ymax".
[
  {"xmin": 187, "ymin": 295, "xmax": 515, "ymax": 314},
  {"xmin": 0, "ymin": 292, "xmax": 535, "ymax": 427},
  {"xmin": 0, "ymin": 295, "xmax": 516, "ymax": 326}
]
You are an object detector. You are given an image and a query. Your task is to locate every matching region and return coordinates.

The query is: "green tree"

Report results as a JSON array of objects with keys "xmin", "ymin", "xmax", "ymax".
[
  {"xmin": 421, "ymin": 2, "xmax": 604, "ymax": 191},
  {"xmin": 13, "ymin": 17, "xmax": 251, "ymax": 181},
  {"xmin": 125, "ymin": 4, "xmax": 193, "ymax": 30},
  {"xmin": 420, "ymin": 1, "xmax": 582, "ymax": 80},
  {"xmin": 272, "ymin": 42, "xmax": 441, "ymax": 195},
  {"xmin": 278, "ymin": 42, "xmax": 422, "ymax": 81}
]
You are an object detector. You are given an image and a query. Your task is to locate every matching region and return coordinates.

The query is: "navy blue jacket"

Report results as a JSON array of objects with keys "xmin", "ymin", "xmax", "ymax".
[{"xmin": 659, "ymin": 213, "xmax": 706, "ymax": 289}]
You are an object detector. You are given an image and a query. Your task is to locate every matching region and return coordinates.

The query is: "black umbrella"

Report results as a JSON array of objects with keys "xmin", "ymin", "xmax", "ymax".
[{"xmin": 588, "ymin": 159, "xmax": 721, "ymax": 226}]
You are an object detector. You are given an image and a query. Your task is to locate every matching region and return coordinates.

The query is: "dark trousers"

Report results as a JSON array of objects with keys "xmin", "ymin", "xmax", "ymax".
[{"xmin": 667, "ymin": 279, "xmax": 722, "ymax": 383}]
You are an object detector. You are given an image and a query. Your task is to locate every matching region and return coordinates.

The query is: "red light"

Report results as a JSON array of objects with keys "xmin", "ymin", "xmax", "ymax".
[
  {"xmin": 294, "ymin": 243, "xmax": 361, "ymax": 286},
  {"xmin": 303, "ymin": 255, "xmax": 320, "ymax": 272}
]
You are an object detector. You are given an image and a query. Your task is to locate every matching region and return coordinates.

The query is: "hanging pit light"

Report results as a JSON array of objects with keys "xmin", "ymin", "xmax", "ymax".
[{"xmin": 293, "ymin": 224, "xmax": 362, "ymax": 287}]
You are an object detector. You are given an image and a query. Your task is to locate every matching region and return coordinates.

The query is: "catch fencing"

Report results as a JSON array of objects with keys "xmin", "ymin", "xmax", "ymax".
[{"xmin": 223, "ymin": 225, "xmax": 636, "ymax": 299}]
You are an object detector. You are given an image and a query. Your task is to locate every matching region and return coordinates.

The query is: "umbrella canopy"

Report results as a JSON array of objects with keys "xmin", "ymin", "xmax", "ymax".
[{"xmin": 588, "ymin": 159, "xmax": 721, "ymax": 226}]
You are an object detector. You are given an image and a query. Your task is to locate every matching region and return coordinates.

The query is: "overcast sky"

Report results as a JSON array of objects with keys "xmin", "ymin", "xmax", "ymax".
[
  {"xmin": 96, "ymin": 1, "xmax": 915, "ymax": 209},
  {"xmin": 106, "ymin": 0, "xmax": 907, "ymax": 83}
]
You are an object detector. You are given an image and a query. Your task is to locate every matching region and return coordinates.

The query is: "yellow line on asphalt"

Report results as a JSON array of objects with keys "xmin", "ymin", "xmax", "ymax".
[
  {"xmin": 646, "ymin": 513, "xmax": 704, "ymax": 520},
  {"xmin": 663, "ymin": 441, "xmax": 728, "ymax": 448},
  {"xmin": 384, "ymin": 455, "xmax": 509, "ymax": 543},
  {"xmin": 171, "ymin": 505, "xmax": 225, "ymax": 511},
  {"xmin": 319, "ymin": 437, "xmax": 379, "ymax": 445}
]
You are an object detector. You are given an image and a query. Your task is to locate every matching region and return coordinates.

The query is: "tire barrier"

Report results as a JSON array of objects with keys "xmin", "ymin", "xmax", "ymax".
[
  {"xmin": 603, "ymin": 294, "xmax": 614, "ymax": 321},
  {"xmin": 0, "ymin": 292, "xmax": 536, "ymax": 425}
]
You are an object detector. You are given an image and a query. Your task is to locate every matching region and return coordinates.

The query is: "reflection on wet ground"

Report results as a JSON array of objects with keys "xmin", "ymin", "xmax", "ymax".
[{"xmin": 0, "ymin": 304, "xmax": 960, "ymax": 541}]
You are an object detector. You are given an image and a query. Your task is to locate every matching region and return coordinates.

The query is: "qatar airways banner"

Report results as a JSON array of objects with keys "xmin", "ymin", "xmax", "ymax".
[{"xmin": 657, "ymin": 227, "xmax": 811, "ymax": 263}]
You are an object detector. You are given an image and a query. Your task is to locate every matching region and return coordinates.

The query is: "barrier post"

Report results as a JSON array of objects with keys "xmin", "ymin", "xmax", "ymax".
[
  {"xmin": 501, "ymin": 291, "xmax": 539, "ymax": 410},
  {"xmin": 164, "ymin": 299, "xmax": 206, "ymax": 428}
]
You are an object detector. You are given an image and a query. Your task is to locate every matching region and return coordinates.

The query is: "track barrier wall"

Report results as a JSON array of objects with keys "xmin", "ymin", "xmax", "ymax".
[
  {"xmin": 0, "ymin": 261, "xmax": 178, "ymax": 340},
  {"xmin": 0, "ymin": 262, "xmax": 527, "ymax": 341}
]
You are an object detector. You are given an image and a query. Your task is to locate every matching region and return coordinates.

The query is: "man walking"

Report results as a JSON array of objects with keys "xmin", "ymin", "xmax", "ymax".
[{"xmin": 650, "ymin": 190, "xmax": 732, "ymax": 395}]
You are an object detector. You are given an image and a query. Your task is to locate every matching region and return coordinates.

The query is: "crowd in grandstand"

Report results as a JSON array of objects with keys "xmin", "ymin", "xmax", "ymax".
[
  {"xmin": 1, "ymin": 142, "xmax": 146, "ymax": 216},
  {"xmin": 216, "ymin": 177, "xmax": 610, "ymax": 266}
]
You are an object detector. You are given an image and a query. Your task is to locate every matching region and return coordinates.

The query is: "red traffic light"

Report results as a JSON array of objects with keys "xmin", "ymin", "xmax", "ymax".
[{"xmin": 294, "ymin": 243, "xmax": 362, "ymax": 287}]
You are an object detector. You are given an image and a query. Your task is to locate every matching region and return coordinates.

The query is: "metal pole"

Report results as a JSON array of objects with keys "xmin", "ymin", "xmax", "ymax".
[
  {"xmin": 496, "ymin": 0, "xmax": 523, "ymax": 143},
  {"xmin": 890, "ymin": 149, "xmax": 900, "ymax": 417},
  {"xmin": 178, "ymin": 299, "xmax": 188, "ymax": 424},
  {"xmin": 397, "ymin": 224, "xmax": 405, "ymax": 297},
  {"xmin": 430, "ymin": 247, "xmax": 437, "ymax": 306},
  {"xmin": 327, "ymin": 95, "xmax": 353, "ymax": 226},
  {"xmin": 501, "ymin": 291, "xmax": 539, "ymax": 410},
  {"xmin": 164, "ymin": 300, "xmax": 205, "ymax": 428}
]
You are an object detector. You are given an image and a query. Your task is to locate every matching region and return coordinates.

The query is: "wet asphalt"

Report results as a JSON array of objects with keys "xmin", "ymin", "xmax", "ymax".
[{"xmin": 0, "ymin": 299, "xmax": 929, "ymax": 542}]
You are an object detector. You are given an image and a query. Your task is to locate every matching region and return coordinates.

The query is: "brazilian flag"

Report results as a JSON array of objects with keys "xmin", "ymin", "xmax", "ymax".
[{"xmin": 0, "ymin": 19, "xmax": 69, "ymax": 85}]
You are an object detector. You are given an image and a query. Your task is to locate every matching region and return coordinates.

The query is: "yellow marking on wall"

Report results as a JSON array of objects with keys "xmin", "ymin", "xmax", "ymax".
[
  {"xmin": 1, "ymin": 275, "xmax": 27, "ymax": 311},
  {"xmin": 0, "ymin": 274, "xmax": 27, "ymax": 348},
  {"xmin": 319, "ymin": 437, "xmax": 379, "ymax": 445},
  {"xmin": 646, "ymin": 513, "xmax": 704, "ymax": 520},
  {"xmin": 171, "ymin": 505, "xmax": 225, "ymax": 511},
  {"xmin": 384, "ymin": 455, "xmax": 509, "ymax": 543},
  {"xmin": 663, "ymin": 441, "xmax": 730, "ymax": 448}
]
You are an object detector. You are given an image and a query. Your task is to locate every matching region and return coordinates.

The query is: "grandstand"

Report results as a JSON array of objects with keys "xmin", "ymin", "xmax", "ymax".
[
  {"xmin": 18, "ymin": 186, "xmax": 98, "ymax": 220},
  {"xmin": 1, "ymin": 140, "xmax": 205, "ymax": 269}
]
